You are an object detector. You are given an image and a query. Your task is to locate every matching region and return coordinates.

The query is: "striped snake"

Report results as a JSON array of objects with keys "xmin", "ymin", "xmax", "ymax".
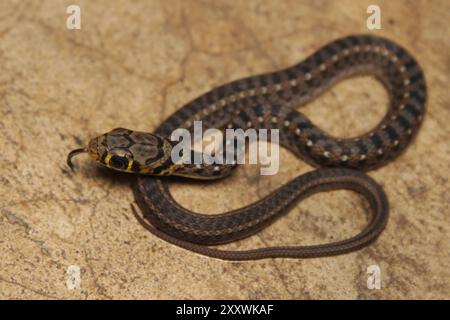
[{"xmin": 68, "ymin": 35, "xmax": 426, "ymax": 260}]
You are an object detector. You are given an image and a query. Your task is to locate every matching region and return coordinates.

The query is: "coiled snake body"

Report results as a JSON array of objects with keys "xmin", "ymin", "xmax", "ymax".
[{"xmin": 68, "ymin": 35, "xmax": 426, "ymax": 260}]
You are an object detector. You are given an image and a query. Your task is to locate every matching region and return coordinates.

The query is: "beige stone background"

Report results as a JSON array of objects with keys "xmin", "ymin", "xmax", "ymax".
[{"xmin": 0, "ymin": 0, "xmax": 449, "ymax": 299}]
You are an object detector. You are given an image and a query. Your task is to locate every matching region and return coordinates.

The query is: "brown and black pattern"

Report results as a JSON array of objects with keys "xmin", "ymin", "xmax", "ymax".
[
  {"xmin": 153, "ymin": 35, "xmax": 425, "ymax": 178},
  {"xmin": 132, "ymin": 35, "xmax": 426, "ymax": 260},
  {"xmin": 69, "ymin": 35, "xmax": 426, "ymax": 260},
  {"xmin": 84, "ymin": 127, "xmax": 174, "ymax": 175}
]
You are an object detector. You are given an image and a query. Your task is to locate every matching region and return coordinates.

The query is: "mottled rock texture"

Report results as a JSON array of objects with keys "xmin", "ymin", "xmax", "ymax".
[{"xmin": 0, "ymin": 0, "xmax": 448, "ymax": 299}]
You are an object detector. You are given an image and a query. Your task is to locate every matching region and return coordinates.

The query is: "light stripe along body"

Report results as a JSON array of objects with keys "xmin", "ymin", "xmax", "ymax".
[{"xmin": 68, "ymin": 35, "xmax": 426, "ymax": 260}]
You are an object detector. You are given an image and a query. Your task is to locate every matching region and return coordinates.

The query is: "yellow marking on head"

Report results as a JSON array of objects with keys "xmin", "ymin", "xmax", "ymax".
[
  {"xmin": 127, "ymin": 159, "xmax": 134, "ymax": 171},
  {"xmin": 138, "ymin": 139, "xmax": 173, "ymax": 174},
  {"xmin": 154, "ymin": 168, "xmax": 172, "ymax": 176},
  {"xmin": 154, "ymin": 164, "xmax": 181, "ymax": 176},
  {"xmin": 104, "ymin": 153, "xmax": 112, "ymax": 167}
]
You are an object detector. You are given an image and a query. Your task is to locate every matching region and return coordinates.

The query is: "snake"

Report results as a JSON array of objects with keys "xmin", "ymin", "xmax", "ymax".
[{"xmin": 67, "ymin": 35, "xmax": 426, "ymax": 260}]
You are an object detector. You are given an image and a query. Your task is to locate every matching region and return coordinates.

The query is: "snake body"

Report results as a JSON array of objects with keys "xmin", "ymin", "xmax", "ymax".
[{"xmin": 69, "ymin": 35, "xmax": 426, "ymax": 260}]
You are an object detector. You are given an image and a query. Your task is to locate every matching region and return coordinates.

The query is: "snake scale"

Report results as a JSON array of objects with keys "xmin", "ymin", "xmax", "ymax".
[{"xmin": 68, "ymin": 35, "xmax": 426, "ymax": 260}]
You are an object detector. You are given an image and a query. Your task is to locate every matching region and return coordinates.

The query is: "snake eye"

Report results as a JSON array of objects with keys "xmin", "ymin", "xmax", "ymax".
[{"xmin": 109, "ymin": 155, "xmax": 128, "ymax": 170}]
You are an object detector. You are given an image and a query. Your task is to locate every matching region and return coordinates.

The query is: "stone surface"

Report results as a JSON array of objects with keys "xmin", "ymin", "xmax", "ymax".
[{"xmin": 0, "ymin": 0, "xmax": 449, "ymax": 299}]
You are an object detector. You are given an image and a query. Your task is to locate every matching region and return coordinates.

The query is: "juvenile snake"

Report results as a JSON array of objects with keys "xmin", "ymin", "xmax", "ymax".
[{"xmin": 68, "ymin": 35, "xmax": 426, "ymax": 260}]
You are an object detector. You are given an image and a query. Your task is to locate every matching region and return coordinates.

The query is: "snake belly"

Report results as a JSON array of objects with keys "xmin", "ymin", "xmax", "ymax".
[{"xmin": 133, "ymin": 35, "xmax": 426, "ymax": 260}]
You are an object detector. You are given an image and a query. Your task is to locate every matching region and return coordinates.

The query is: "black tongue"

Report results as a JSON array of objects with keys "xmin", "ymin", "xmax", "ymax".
[{"xmin": 67, "ymin": 147, "xmax": 87, "ymax": 171}]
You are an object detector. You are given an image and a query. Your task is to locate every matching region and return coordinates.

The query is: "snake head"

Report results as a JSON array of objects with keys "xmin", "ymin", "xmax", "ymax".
[{"xmin": 67, "ymin": 128, "xmax": 172, "ymax": 174}]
